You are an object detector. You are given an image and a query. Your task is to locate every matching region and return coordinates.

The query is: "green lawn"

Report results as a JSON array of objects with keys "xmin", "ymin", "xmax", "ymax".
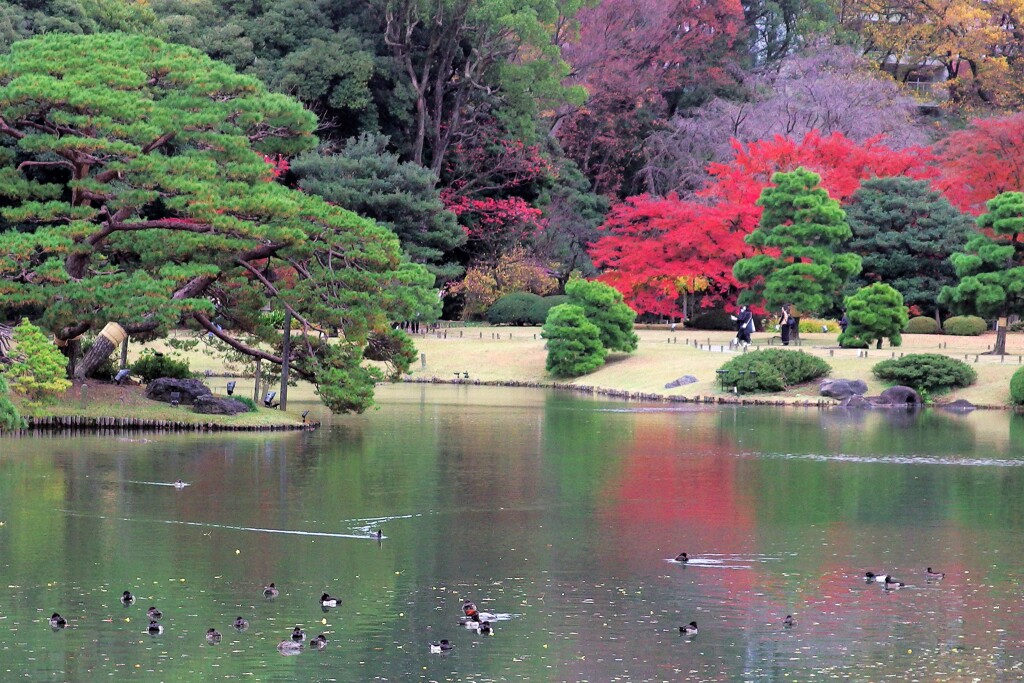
[{"xmin": 91, "ymin": 325, "xmax": 1024, "ymax": 413}]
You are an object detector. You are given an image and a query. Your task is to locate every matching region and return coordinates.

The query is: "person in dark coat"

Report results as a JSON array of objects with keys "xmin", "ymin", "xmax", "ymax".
[
  {"xmin": 735, "ymin": 305, "xmax": 754, "ymax": 347},
  {"xmin": 780, "ymin": 305, "xmax": 791, "ymax": 346}
]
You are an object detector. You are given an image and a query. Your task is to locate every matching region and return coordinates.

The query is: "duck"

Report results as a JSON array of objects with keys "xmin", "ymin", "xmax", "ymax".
[
  {"xmin": 147, "ymin": 620, "xmax": 164, "ymax": 635},
  {"xmin": 926, "ymin": 567, "xmax": 946, "ymax": 580},
  {"xmin": 864, "ymin": 572, "xmax": 890, "ymax": 583},
  {"xmin": 233, "ymin": 616, "xmax": 249, "ymax": 632},
  {"xmin": 783, "ymin": 615, "xmax": 795, "ymax": 629},
  {"xmin": 884, "ymin": 576, "xmax": 906, "ymax": 590},
  {"xmin": 277, "ymin": 640, "xmax": 303, "ymax": 653},
  {"xmin": 478, "ymin": 620, "xmax": 493, "ymax": 635},
  {"xmin": 49, "ymin": 613, "xmax": 68, "ymax": 629},
  {"xmin": 120, "ymin": 591, "xmax": 135, "ymax": 606},
  {"xmin": 263, "ymin": 583, "xmax": 280, "ymax": 599},
  {"xmin": 206, "ymin": 628, "xmax": 222, "ymax": 644},
  {"xmin": 679, "ymin": 621, "xmax": 698, "ymax": 636},
  {"xmin": 320, "ymin": 593, "xmax": 340, "ymax": 608},
  {"xmin": 291, "ymin": 626, "xmax": 306, "ymax": 642},
  {"xmin": 462, "ymin": 601, "xmax": 496, "ymax": 622},
  {"xmin": 429, "ymin": 639, "xmax": 454, "ymax": 653},
  {"xmin": 675, "ymin": 552, "xmax": 689, "ymax": 563},
  {"xmin": 309, "ymin": 634, "xmax": 328, "ymax": 650},
  {"xmin": 147, "ymin": 606, "xmax": 162, "ymax": 620},
  {"xmin": 375, "ymin": 530, "xmax": 383, "ymax": 541},
  {"xmin": 173, "ymin": 479, "xmax": 187, "ymax": 489}
]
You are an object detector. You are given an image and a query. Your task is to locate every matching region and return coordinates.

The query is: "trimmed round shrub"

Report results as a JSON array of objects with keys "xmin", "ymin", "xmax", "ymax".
[
  {"xmin": 905, "ymin": 316, "xmax": 940, "ymax": 334},
  {"xmin": 942, "ymin": 315, "xmax": 988, "ymax": 336},
  {"xmin": 872, "ymin": 353, "xmax": 976, "ymax": 393},
  {"xmin": 717, "ymin": 349, "xmax": 830, "ymax": 394},
  {"xmin": 528, "ymin": 295, "xmax": 568, "ymax": 324},
  {"xmin": 487, "ymin": 292, "xmax": 544, "ymax": 326},
  {"xmin": 1012, "ymin": 366, "xmax": 1024, "ymax": 405},
  {"xmin": 541, "ymin": 304, "xmax": 607, "ymax": 377},
  {"xmin": 131, "ymin": 350, "xmax": 193, "ymax": 384}
]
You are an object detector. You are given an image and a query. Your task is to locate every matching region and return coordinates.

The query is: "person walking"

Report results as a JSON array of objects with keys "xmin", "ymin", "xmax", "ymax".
[
  {"xmin": 780, "ymin": 305, "xmax": 791, "ymax": 346},
  {"xmin": 735, "ymin": 305, "xmax": 754, "ymax": 347}
]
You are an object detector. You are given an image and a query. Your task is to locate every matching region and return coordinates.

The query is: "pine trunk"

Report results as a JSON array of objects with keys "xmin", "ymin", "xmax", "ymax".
[
  {"xmin": 992, "ymin": 326, "xmax": 1007, "ymax": 356},
  {"xmin": 73, "ymin": 322, "xmax": 127, "ymax": 379}
]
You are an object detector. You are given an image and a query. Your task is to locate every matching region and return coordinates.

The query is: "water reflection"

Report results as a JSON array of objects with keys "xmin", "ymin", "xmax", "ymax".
[{"xmin": 0, "ymin": 385, "xmax": 1023, "ymax": 681}]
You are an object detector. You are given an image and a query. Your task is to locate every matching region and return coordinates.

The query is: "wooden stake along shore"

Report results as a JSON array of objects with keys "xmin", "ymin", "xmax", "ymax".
[{"xmin": 4, "ymin": 415, "xmax": 319, "ymax": 436}]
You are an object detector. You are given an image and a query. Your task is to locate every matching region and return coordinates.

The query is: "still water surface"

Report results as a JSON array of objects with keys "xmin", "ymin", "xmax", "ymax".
[{"xmin": 1, "ymin": 384, "xmax": 1024, "ymax": 681}]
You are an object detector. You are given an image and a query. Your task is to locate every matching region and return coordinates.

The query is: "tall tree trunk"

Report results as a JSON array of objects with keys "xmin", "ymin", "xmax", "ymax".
[
  {"xmin": 74, "ymin": 322, "xmax": 127, "ymax": 379},
  {"xmin": 992, "ymin": 322, "xmax": 1007, "ymax": 356}
]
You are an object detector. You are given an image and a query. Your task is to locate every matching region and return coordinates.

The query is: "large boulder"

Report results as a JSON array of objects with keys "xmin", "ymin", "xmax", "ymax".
[
  {"xmin": 938, "ymin": 399, "xmax": 976, "ymax": 413},
  {"xmin": 665, "ymin": 375, "xmax": 698, "ymax": 389},
  {"xmin": 875, "ymin": 385, "xmax": 923, "ymax": 406},
  {"xmin": 193, "ymin": 395, "xmax": 250, "ymax": 415},
  {"xmin": 839, "ymin": 395, "xmax": 870, "ymax": 408},
  {"xmin": 145, "ymin": 377, "xmax": 211, "ymax": 405},
  {"xmin": 820, "ymin": 378, "xmax": 868, "ymax": 400}
]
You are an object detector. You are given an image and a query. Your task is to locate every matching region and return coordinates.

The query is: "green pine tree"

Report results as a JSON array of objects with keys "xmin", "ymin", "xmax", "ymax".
[
  {"xmin": 292, "ymin": 134, "xmax": 466, "ymax": 283},
  {"xmin": 845, "ymin": 176, "xmax": 973, "ymax": 320},
  {"xmin": 734, "ymin": 167, "xmax": 862, "ymax": 320},
  {"xmin": 542, "ymin": 304, "xmax": 607, "ymax": 377},
  {"xmin": 0, "ymin": 33, "xmax": 435, "ymax": 413},
  {"xmin": 6, "ymin": 319, "xmax": 72, "ymax": 413},
  {"xmin": 839, "ymin": 283, "xmax": 909, "ymax": 349},
  {"xmin": 939, "ymin": 191, "xmax": 1024, "ymax": 356},
  {"xmin": 565, "ymin": 278, "xmax": 638, "ymax": 353}
]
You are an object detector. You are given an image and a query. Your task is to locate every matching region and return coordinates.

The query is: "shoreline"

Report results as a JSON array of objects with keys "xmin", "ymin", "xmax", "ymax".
[{"xmin": 401, "ymin": 376, "xmax": 1018, "ymax": 412}]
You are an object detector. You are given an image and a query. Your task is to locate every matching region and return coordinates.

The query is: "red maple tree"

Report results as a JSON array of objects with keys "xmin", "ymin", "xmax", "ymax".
[
  {"xmin": 590, "ymin": 131, "xmax": 932, "ymax": 317},
  {"xmin": 934, "ymin": 113, "xmax": 1024, "ymax": 215},
  {"xmin": 591, "ymin": 195, "xmax": 750, "ymax": 318}
]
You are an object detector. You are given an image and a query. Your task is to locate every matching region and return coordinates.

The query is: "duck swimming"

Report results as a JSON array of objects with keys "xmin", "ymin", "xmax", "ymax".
[
  {"xmin": 206, "ymin": 628, "xmax": 222, "ymax": 644},
  {"xmin": 864, "ymin": 572, "xmax": 890, "ymax": 583},
  {"xmin": 291, "ymin": 626, "xmax": 306, "ymax": 642},
  {"xmin": 173, "ymin": 480, "xmax": 188, "ymax": 489},
  {"xmin": 680, "ymin": 621, "xmax": 698, "ymax": 635},
  {"xmin": 277, "ymin": 640, "xmax": 303, "ymax": 653},
  {"xmin": 263, "ymin": 583, "xmax": 279, "ymax": 599},
  {"xmin": 462, "ymin": 601, "xmax": 496, "ymax": 622},
  {"xmin": 675, "ymin": 552, "xmax": 689, "ymax": 563},
  {"xmin": 478, "ymin": 621, "xmax": 493, "ymax": 635},
  {"xmin": 884, "ymin": 576, "xmax": 906, "ymax": 590},
  {"xmin": 120, "ymin": 591, "xmax": 135, "ymax": 606},
  {"xmin": 429, "ymin": 639, "xmax": 454, "ymax": 653},
  {"xmin": 49, "ymin": 613, "xmax": 67, "ymax": 629},
  {"xmin": 310, "ymin": 634, "xmax": 328, "ymax": 650},
  {"xmin": 783, "ymin": 615, "xmax": 795, "ymax": 628},
  {"xmin": 320, "ymin": 593, "xmax": 340, "ymax": 608},
  {"xmin": 147, "ymin": 620, "xmax": 164, "ymax": 635},
  {"xmin": 147, "ymin": 606, "xmax": 162, "ymax": 620},
  {"xmin": 926, "ymin": 567, "xmax": 945, "ymax": 580},
  {"xmin": 233, "ymin": 616, "xmax": 249, "ymax": 631}
]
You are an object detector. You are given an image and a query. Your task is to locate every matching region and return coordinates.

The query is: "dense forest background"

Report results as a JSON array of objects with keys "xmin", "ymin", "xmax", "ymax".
[{"xmin": 1, "ymin": 0, "xmax": 1022, "ymax": 322}]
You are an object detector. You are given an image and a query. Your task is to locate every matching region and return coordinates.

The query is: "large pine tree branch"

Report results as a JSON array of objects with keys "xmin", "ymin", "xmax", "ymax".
[{"xmin": 193, "ymin": 312, "xmax": 283, "ymax": 364}]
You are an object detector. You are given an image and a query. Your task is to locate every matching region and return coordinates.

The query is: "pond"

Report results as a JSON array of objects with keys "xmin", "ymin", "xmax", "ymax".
[{"xmin": 2, "ymin": 384, "xmax": 1024, "ymax": 681}]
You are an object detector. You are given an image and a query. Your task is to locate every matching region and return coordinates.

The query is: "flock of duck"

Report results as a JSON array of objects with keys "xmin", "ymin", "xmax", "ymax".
[
  {"xmin": 47, "ymin": 583, "xmax": 339, "ymax": 655},
  {"xmin": 672, "ymin": 552, "xmax": 947, "ymax": 635},
  {"xmin": 429, "ymin": 600, "xmax": 498, "ymax": 654}
]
